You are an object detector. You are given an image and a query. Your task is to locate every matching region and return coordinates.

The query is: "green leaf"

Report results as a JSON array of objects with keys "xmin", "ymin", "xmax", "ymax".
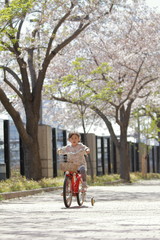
[{"xmin": 91, "ymin": 62, "xmax": 111, "ymax": 75}]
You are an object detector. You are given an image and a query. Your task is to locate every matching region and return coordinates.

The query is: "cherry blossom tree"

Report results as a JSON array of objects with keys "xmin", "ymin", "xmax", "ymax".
[
  {"xmin": 47, "ymin": 5, "xmax": 160, "ymax": 181},
  {"xmin": 0, "ymin": 0, "xmax": 124, "ymax": 179},
  {"xmin": 133, "ymin": 92, "xmax": 160, "ymax": 144}
]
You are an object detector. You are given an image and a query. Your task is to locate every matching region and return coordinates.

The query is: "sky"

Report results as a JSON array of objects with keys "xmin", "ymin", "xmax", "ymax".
[{"xmin": 146, "ymin": 0, "xmax": 160, "ymax": 10}]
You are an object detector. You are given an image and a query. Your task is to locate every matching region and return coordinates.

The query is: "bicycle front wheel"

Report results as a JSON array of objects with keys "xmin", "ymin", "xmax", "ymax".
[
  {"xmin": 63, "ymin": 176, "xmax": 72, "ymax": 208},
  {"xmin": 77, "ymin": 181, "xmax": 85, "ymax": 206}
]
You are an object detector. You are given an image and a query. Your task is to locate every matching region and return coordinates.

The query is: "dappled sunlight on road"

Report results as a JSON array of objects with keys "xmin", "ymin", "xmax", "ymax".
[{"xmin": 1, "ymin": 180, "xmax": 160, "ymax": 239}]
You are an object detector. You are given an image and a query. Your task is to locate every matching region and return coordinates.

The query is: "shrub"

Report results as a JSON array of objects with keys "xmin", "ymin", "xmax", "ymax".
[{"xmin": 1, "ymin": 171, "xmax": 160, "ymax": 194}]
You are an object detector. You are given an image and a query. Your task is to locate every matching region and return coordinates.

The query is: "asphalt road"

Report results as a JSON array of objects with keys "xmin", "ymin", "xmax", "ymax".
[{"xmin": 0, "ymin": 180, "xmax": 160, "ymax": 240}]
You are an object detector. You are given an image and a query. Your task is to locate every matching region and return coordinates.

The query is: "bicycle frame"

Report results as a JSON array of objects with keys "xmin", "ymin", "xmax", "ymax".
[
  {"xmin": 58, "ymin": 149, "xmax": 89, "ymax": 208},
  {"xmin": 63, "ymin": 170, "xmax": 86, "ymax": 208},
  {"xmin": 66, "ymin": 171, "xmax": 82, "ymax": 195}
]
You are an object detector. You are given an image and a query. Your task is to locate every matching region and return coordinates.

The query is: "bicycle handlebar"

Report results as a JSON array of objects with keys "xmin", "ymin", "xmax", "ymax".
[{"xmin": 58, "ymin": 148, "xmax": 89, "ymax": 155}]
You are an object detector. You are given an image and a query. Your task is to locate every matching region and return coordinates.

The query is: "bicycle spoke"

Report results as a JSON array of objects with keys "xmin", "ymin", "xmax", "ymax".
[{"xmin": 63, "ymin": 176, "xmax": 72, "ymax": 208}]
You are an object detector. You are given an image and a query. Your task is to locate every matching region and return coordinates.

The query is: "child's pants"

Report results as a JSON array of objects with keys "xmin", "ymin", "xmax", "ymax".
[{"xmin": 78, "ymin": 165, "xmax": 86, "ymax": 182}]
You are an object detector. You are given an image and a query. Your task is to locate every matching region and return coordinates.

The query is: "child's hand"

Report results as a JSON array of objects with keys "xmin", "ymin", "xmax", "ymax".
[
  {"xmin": 85, "ymin": 148, "xmax": 90, "ymax": 154},
  {"xmin": 57, "ymin": 149, "xmax": 62, "ymax": 154}
]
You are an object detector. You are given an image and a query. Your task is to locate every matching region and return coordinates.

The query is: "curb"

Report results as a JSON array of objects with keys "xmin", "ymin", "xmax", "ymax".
[
  {"xmin": 0, "ymin": 180, "xmax": 136, "ymax": 201},
  {"xmin": 0, "ymin": 186, "xmax": 62, "ymax": 200}
]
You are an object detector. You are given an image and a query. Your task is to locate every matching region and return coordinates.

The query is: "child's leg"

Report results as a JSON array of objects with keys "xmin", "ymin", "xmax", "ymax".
[{"xmin": 79, "ymin": 165, "xmax": 87, "ymax": 187}]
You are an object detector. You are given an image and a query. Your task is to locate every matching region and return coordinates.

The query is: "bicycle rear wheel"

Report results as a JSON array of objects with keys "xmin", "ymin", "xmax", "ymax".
[
  {"xmin": 63, "ymin": 176, "xmax": 72, "ymax": 208},
  {"xmin": 76, "ymin": 180, "xmax": 85, "ymax": 206}
]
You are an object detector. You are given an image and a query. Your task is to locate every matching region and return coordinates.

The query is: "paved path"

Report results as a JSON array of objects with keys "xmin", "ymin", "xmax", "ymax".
[{"xmin": 0, "ymin": 180, "xmax": 160, "ymax": 240}]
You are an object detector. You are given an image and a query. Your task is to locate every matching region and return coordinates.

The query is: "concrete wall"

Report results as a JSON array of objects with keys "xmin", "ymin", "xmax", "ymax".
[
  {"xmin": 0, "ymin": 163, "xmax": 6, "ymax": 180},
  {"xmin": 138, "ymin": 143, "xmax": 148, "ymax": 174},
  {"xmin": 38, "ymin": 125, "xmax": 53, "ymax": 178},
  {"xmin": 86, "ymin": 133, "xmax": 97, "ymax": 176}
]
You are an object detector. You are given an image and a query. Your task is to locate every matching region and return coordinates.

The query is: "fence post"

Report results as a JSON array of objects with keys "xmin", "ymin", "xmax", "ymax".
[
  {"xmin": 107, "ymin": 138, "xmax": 111, "ymax": 174},
  {"xmin": 157, "ymin": 146, "xmax": 160, "ymax": 173},
  {"xmin": 4, "ymin": 120, "xmax": 10, "ymax": 178},
  {"xmin": 63, "ymin": 130, "xmax": 67, "ymax": 145},
  {"xmin": 19, "ymin": 137, "xmax": 25, "ymax": 176},
  {"xmin": 52, "ymin": 128, "xmax": 57, "ymax": 177}
]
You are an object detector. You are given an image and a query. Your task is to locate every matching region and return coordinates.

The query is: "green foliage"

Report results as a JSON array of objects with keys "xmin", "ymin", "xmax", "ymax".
[
  {"xmin": 47, "ymin": 58, "xmax": 121, "ymax": 105},
  {"xmin": 0, "ymin": 0, "xmax": 35, "ymax": 23},
  {"xmin": 93, "ymin": 84, "xmax": 117, "ymax": 101},
  {"xmin": 133, "ymin": 106, "xmax": 160, "ymax": 141},
  {"xmin": 0, "ymin": 180, "xmax": 12, "ymax": 193},
  {"xmin": 0, "ymin": 176, "xmax": 39, "ymax": 193},
  {"xmin": 61, "ymin": 74, "xmax": 75, "ymax": 87},
  {"xmin": 1, "ymin": 171, "xmax": 160, "ymax": 196},
  {"xmin": 0, "ymin": 170, "xmax": 63, "ymax": 193},
  {"xmin": 48, "ymin": 57, "xmax": 127, "ymax": 107},
  {"xmin": 87, "ymin": 172, "xmax": 160, "ymax": 185},
  {"xmin": 130, "ymin": 172, "xmax": 160, "ymax": 181},
  {"xmin": 72, "ymin": 57, "xmax": 86, "ymax": 70},
  {"xmin": 91, "ymin": 62, "xmax": 111, "ymax": 75},
  {"xmin": 0, "ymin": 0, "xmax": 35, "ymax": 50},
  {"xmin": 87, "ymin": 174, "xmax": 120, "ymax": 186},
  {"xmin": 39, "ymin": 177, "xmax": 63, "ymax": 188}
]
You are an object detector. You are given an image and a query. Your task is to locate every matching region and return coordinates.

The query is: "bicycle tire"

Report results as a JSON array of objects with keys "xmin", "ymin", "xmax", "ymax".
[
  {"xmin": 63, "ymin": 176, "xmax": 72, "ymax": 208},
  {"xmin": 76, "ymin": 180, "xmax": 85, "ymax": 206}
]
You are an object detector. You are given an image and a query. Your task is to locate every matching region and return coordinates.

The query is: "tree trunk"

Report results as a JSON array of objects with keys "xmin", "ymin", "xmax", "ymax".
[
  {"xmin": 81, "ymin": 114, "xmax": 94, "ymax": 181},
  {"xmin": 22, "ymin": 138, "xmax": 42, "ymax": 180},
  {"xmin": 21, "ymin": 111, "xmax": 42, "ymax": 180},
  {"xmin": 83, "ymin": 133, "xmax": 94, "ymax": 181},
  {"xmin": 119, "ymin": 129, "xmax": 130, "ymax": 182}
]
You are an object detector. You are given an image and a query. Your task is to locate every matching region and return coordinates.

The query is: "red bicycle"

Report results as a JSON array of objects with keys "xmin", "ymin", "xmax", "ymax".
[
  {"xmin": 63, "ymin": 169, "xmax": 86, "ymax": 208},
  {"xmin": 59, "ymin": 150, "xmax": 95, "ymax": 208}
]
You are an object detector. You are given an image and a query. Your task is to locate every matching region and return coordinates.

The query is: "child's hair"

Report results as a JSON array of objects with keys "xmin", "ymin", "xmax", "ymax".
[{"xmin": 68, "ymin": 132, "xmax": 81, "ymax": 140}]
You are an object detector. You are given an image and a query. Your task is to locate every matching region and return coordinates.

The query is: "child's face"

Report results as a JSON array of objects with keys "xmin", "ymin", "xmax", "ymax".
[{"xmin": 69, "ymin": 134, "xmax": 80, "ymax": 147}]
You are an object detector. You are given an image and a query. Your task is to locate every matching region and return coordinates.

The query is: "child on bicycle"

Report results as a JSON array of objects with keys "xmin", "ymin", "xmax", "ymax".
[{"xmin": 57, "ymin": 132, "xmax": 90, "ymax": 189}]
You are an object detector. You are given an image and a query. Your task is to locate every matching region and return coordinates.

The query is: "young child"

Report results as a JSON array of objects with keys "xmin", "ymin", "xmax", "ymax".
[{"xmin": 57, "ymin": 132, "xmax": 90, "ymax": 188}]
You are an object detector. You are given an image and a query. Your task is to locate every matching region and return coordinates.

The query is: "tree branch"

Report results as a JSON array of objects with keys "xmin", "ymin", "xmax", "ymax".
[
  {"xmin": 35, "ymin": 21, "xmax": 90, "ymax": 109},
  {"xmin": 0, "ymin": 65, "xmax": 22, "ymax": 89},
  {"xmin": 0, "ymin": 87, "xmax": 31, "ymax": 145},
  {"xmin": 117, "ymin": 58, "xmax": 146, "ymax": 110},
  {"xmin": 4, "ymin": 77, "xmax": 23, "ymax": 100},
  {"xmin": 49, "ymin": 21, "xmax": 90, "ymax": 61},
  {"xmin": 51, "ymin": 94, "xmax": 119, "ymax": 147},
  {"xmin": 137, "ymin": 77, "xmax": 159, "ymax": 94},
  {"xmin": 91, "ymin": 105, "xmax": 119, "ymax": 148},
  {"xmin": 17, "ymin": 19, "xmax": 24, "ymax": 40},
  {"xmin": 46, "ymin": 3, "xmax": 75, "ymax": 57},
  {"xmin": 27, "ymin": 48, "xmax": 37, "ymax": 88}
]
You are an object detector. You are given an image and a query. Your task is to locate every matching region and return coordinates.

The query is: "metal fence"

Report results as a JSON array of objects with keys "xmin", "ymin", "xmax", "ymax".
[
  {"xmin": 0, "ymin": 119, "xmax": 20, "ymax": 179},
  {"xmin": 0, "ymin": 119, "xmax": 160, "ymax": 180}
]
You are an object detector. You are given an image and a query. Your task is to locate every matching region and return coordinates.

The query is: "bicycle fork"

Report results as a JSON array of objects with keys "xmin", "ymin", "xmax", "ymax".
[{"xmin": 72, "ymin": 173, "xmax": 81, "ymax": 195}]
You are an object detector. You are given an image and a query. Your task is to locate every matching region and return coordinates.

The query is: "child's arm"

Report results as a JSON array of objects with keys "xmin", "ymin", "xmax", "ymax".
[
  {"xmin": 57, "ymin": 146, "xmax": 68, "ymax": 155},
  {"xmin": 82, "ymin": 144, "xmax": 90, "ymax": 155}
]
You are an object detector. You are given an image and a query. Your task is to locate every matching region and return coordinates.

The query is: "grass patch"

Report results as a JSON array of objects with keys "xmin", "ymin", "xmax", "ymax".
[
  {"xmin": 1, "ymin": 170, "xmax": 160, "ymax": 194},
  {"xmin": 87, "ymin": 172, "xmax": 160, "ymax": 186},
  {"xmin": 0, "ymin": 170, "xmax": 63, "ymax": 194},
  {"xmin": 87, "ymin": 174, "xmax": 120, "ymax": 186},
  {"xmin": 130, "ymin": 172, "xmax": 160, "ymax": 182}
]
